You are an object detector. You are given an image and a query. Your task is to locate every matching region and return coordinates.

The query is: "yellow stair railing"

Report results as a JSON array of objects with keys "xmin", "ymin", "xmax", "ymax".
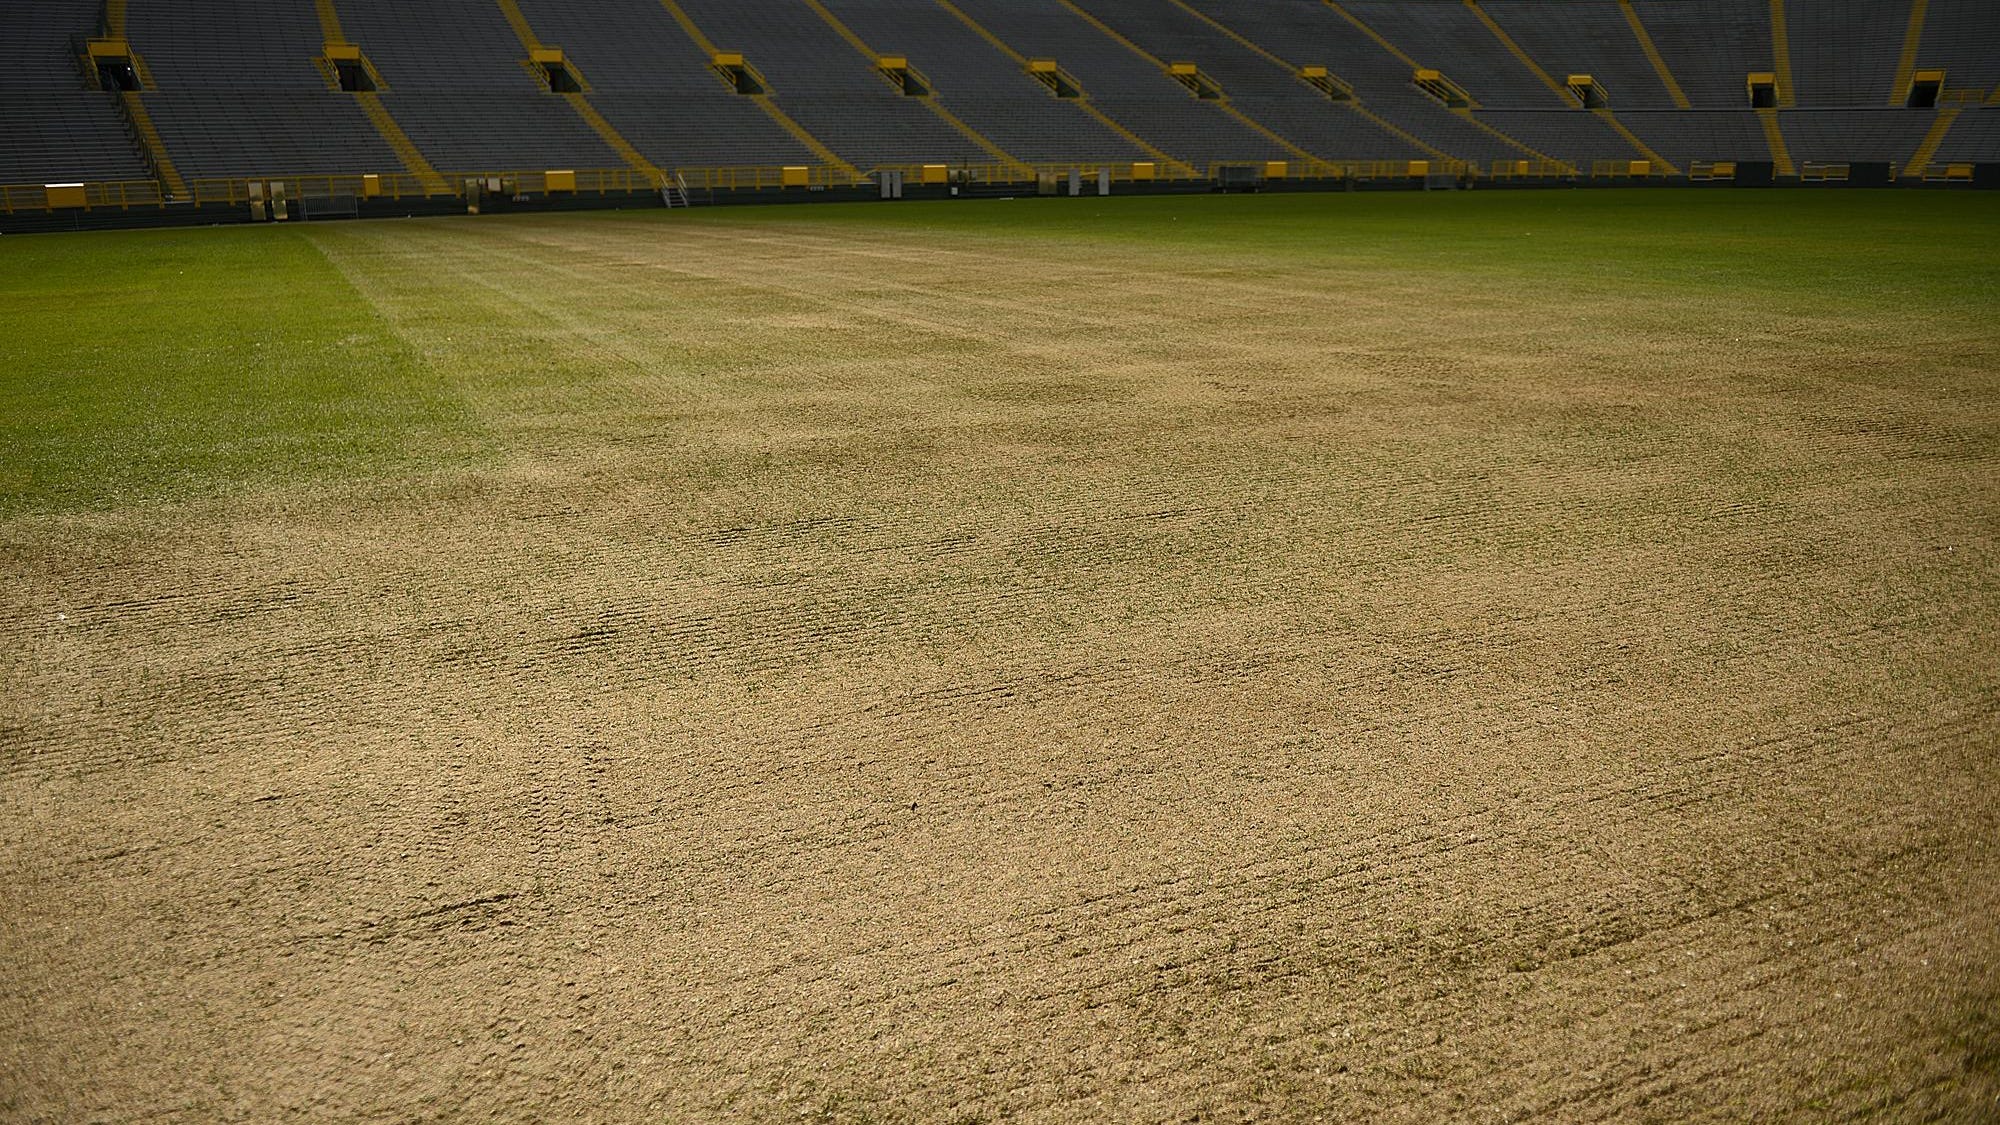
[
  {"xmin": 1757, "ymin": 108, "xmax": 1795, "ymax": 175},
  {"xmin": 930, "ymin": 0, "xmax": 1196, "ymax": 177},
  {"xmin": 652, "ymin": 0, "xmax": 859, "ymax": 177},
  {"xmin": 1052, "ymin": 0, "xmax": 1321, "ymax": 166},
  {"xmin": 353, "ymin": 92, "xmax": 449, "ymax": 194},
  {"xmin": 1903, "ymin": 108, "xmax": 1960, "ymax": 177},
  {"xmin": 796, "ymin": 0, "xmax": 1032, "ymax": 178},
  {"xmin": 316, "ymin": 0, "xmax": 449, "ymax": 193},
  {"xmin": 1769, "ymin": 0, "xmax": 1796, "ymax": 107},
  {"xmin": 118, "ymin": 91, "xmax": 187, "ymax": 199},
  {"xmin": 1464, "ymin": 0, "xmax": 1676, "ymax": 173},
  {"xmin": 491, "ymin": 0, "xmax": 663, "ymax": 184},
  {"xmin": 1890, "ymin": 0, "xmax": 1929, "ymax": 107},
  {"xmin": 1618, "ymin": 0, "xmax": 1690, "ymax": 109},
  {"xmin": 1321, "ymin": 0, "xmax": 1564, "ymax": 170}
]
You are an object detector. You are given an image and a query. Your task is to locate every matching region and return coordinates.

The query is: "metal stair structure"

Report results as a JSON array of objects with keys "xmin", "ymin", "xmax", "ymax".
[
  {"xmin": 116, "ymin": 89, "xmax": 188, "ymax": 198},
  {"xmin": 492, "ymin": 0, "xmax": 664, "ymax": 185},
  {"xmin": 315, "ymin": 0, "xmax": 450, "ymax": 194}
]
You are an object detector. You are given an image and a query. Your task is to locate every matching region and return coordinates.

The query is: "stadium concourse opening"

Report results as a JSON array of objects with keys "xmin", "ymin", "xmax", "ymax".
[
  {"xmin": 877, "ymin": 56, "xmax": 932, "ymax": 97},
  {"xmin": 533, "ymin": 48, "xmax": 582, "ymax": 94},
  {"xmin": 326, "ymin": 44, "xmax": 378, "ymax": 93},
  {"xmin": 84, "ymin": 39, "xmax": 142, "ymax": 91},
  {"xmin": 710, "ymin": 52, "xmax": 765, "ymax": 95},
  {"xmin": 1026, "ymin": 57, "xmax": 1083, "ymax": 99}
]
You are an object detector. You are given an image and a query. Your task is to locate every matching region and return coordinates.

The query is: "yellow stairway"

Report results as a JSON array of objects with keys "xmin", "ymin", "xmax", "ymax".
[
  {"xmin": 795, "ymin": 0, "xmax": 1032, "ymax": 178},
  {"xmin": 317, "ymin": 0, "xmax": 449, "ymax": 193},
  {"xmin": 119, "ymin": 91, "xmax": 187, "ymax": 198},
  {"xmin": 492, "ymin": 0, "xmax": 665, "ymax": 184},
  {"xmin": 654, "ymin": 0, "xmax": 859, "ymax": 178},
  {"xmin": 931, "ymin": 0, "xmax": 1193, "ymax": 176},
  {"xmin": 1320, "ymin": 0, "xmax": 1566, "ymax": 172},
  {"xmin": 355, "ymin": 92, "xmax": 449, "ymax": 194},
  {"xmin": 1464, "ymin": 0, "xmax": 1677, "ymax": 174},
  {"xmin": 1890, "ymin": 0, "xmax": 1928, "ymax": 106},
  {"xmin": 1052, "ymin": 0, "xmax": 1320, "ymax": 167},
  {"xmin": 1757, "ymin": 108, "xmax": 1795, "ymax": 176},
  {"xmin": 1903, "ymin": 108, "xmax": 1960, "ymax": 177},
  {"xmin": 1618, "ymin": 0, "xmax": 1690, "ymax": 109}
]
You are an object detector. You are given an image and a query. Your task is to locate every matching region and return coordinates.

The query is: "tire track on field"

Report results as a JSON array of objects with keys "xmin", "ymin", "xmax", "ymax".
[
  {"xmin": 3, "ymin": 462, "xmax": 1973, "ymax": 785},
  {"xmin": 599, "ymin": 704, "xmax": 1993, "ymax": 1067},
  {"xmin": 11, "ymin": 211, "xmax": 2000, "ymax": 1123}
]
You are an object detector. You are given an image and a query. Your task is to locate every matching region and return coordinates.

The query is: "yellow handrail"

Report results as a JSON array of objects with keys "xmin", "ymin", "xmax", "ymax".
[
  {"xmin": 0, "ymin": 180, "xmax": 165, "ymax": 214},
  {"xmin": 671, "ymin": 164, "xmax": 867, "ymax": 191},
  {"xmin": 186, "ymin": 167, "xmax": 686, "ymax": 205},
  {"xmin": 1488, "ymin": 159, "xmax": 1571, "ymax": 179},
  {"xmin": 3, "ymin": 155, "xmax": 1525, "ymax": 218},
  {"xmin": 855, "ymin": 158, "xmax": 1473, "ymax": 185}
]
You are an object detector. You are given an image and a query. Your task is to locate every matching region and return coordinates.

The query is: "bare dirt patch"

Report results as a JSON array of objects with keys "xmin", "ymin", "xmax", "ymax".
[{"xmin": 3, "ymin": 206, "xmax": 1998, "ymax": 1122}]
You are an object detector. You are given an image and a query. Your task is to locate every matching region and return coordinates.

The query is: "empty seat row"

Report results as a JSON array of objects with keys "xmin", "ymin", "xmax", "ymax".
[
  {"xmin": 0, "ymin": 0, "xmax": 1993, "ymax": 187},
  {"xmin": 0, "ymin": 93, "xmax": 153, "ymax": 182}
]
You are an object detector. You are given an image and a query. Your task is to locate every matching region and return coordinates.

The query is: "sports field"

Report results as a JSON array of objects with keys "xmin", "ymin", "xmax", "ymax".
[{"xmin": 3, "ymin": 190, "xmax": 1997, "ymax": 1121}]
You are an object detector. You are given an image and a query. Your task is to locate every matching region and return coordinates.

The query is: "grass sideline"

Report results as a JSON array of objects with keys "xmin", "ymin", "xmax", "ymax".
[
  {"xmin": 0, "ymin": 188, "xmax": 1993, "ymax": 514},
  {"xmin": 0, "ymin": 226, "xmax": 476, "ymax": 514}
]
